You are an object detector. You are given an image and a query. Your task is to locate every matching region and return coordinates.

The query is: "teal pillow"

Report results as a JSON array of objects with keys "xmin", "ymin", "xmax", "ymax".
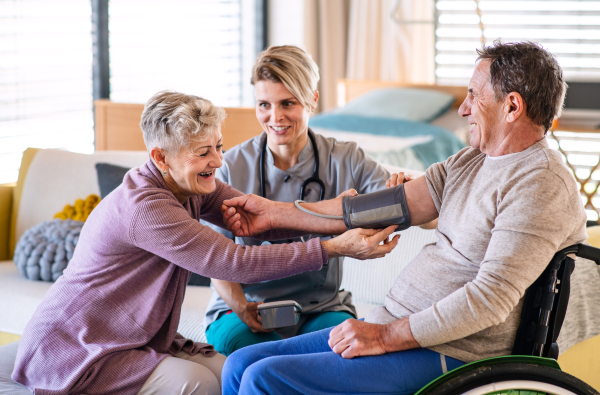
[{"xmin": 334, "ymin": 88, "xmax": 455, "ymax": 122}]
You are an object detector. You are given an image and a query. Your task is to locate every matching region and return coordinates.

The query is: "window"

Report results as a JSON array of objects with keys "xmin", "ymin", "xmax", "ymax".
[
  {"xmin": 435, "ymin": 0, "xmax": 600, "ymax": 221},
  {"xmin": 435, "ymin": 0, "xmax": 600, "ymax": 85},
  {"xmin": 0, "ymin": 0, "xmax": 263, "ymax": 184},
  {"xmin": 108, "ymin": 0, "xmax": 260, "ymax": 107},
  {"xmin": 0, "ymin": 0, "xmax": 94, "ymax": 184}
]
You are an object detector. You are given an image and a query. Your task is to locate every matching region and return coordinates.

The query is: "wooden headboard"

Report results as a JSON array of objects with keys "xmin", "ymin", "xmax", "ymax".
[
  {"xmin": 94, "ymin": 99, "xmax": 263, "ymax": 151},
  {"xmin": 336, "ymin": 80, "xmax": 467, "ymax": 109}
]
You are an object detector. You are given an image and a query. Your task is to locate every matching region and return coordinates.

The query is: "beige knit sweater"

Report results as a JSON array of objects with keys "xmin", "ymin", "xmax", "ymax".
[{"xmin": 365, "ymin": 138, "xmax": 587, "ymax": 362}]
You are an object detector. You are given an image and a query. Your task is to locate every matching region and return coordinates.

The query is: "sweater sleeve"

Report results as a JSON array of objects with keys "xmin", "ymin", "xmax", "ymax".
[
  {"xmin": 409, "ymin": 169, "xmax": 583, "ymax": 347},
  {"xmin": 129, "ymin": 194, "xmax": 325, "ymax": 283}
]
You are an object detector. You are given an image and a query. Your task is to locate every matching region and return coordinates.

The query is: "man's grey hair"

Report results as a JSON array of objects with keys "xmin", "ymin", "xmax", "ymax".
[
  {"xmin": 477, "ymin": 40, "xmax": 566, "ymax": 132},
  {"xmin": 140, "ymin": 90, "xmax": 226, "ymax": 154}
]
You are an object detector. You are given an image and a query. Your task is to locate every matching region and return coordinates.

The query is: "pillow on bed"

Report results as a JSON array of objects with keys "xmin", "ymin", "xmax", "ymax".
[{"xmin": 334, "ymin": 88, "xmax": 455, "ymax": 122}]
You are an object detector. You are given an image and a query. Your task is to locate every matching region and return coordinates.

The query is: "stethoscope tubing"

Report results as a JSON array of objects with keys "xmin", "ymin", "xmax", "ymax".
[
  {"xmin": 260, "ymin": 128, "xmax": 325, "ymax": 201},
  {"xmin": 257, "ymin": 128, "xmax": 340, "ymax": 314}
]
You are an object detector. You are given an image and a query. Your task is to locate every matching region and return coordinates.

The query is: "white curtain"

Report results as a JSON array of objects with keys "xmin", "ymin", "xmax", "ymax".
[{"xmin": 346, "ymin": 0, "xmax": 435, "ymax": 84}]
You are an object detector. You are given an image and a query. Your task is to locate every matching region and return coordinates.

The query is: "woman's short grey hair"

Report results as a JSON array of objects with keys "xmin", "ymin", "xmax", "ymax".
[
  {"xmin": 140, "ymin": 90, "xmax": 226, "ymax": 154},
  {"xmin": 251, "ymin": 45, "xmax": 320, "ymax": 111},
  {"xmin": 476, "ymin": 40, "xmax": 566, "ymax": 132}
]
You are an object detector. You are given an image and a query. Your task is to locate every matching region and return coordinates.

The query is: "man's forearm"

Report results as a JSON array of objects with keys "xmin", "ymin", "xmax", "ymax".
[
  {"xmin": 381, "ymin": 317, "xmax": 421, "ymax": 353},
  {"xmin": 271, "ymin": 198, "xmax": 347, "ymax": 235}
]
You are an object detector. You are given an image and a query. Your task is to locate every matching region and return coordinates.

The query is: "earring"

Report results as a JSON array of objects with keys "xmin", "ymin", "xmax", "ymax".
[{"xmin": 162, "ymin": 170, "xmax": 167, "ymax": 176}]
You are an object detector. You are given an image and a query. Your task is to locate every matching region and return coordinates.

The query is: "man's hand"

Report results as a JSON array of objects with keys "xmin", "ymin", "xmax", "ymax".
[
  {"xmin": 222, "ymin": 194, "xmax": 273, "ymax": 237},
  {"xmin": 329, "ymin": 317, "xmax": 420, "ymax": 359},
  {"xmin": 237, "ymin": 301, "xmax": 274, "ymax": 333},
  {"xmin": 322, "ymin": 225, "xmax": 399, "ymax": 260},
  {"xmin": 328, "ymin": 319, "xmax": 387, "ymax": 358}
]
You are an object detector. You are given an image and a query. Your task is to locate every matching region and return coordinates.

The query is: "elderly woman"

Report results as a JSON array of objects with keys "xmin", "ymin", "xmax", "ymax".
[
  {"xmin": 204, "ymin": 45, "xmax": 392, "ymax": 356},
  {"xmin": 11, "ymin": 91, "xmax": 397, "ymax": 395}
]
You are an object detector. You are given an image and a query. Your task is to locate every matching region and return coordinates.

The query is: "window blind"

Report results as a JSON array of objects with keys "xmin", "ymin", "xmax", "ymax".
[
  {"xmin": 109, "ymin": 0, "xmax": 258, "ymax": 107},
  {"xmin": 0, "ymin": 0, "xmax": 94, "ymax": 184},
  {"xmin": 435, "ymin": 0, "xmax": 600, "ymax": 85}
]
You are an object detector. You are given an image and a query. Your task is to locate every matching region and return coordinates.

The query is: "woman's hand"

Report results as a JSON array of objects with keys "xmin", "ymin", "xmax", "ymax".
[
  {"xmin": 236, "ymin": 301, "xmax": 274, "ymax": 333},
  {"xmin": 222, "ymin": 194, "xmax": 274, "ymax": 237},
  {"xmin": 322, "ymin": 225, "xmax": 399, "ymax": 260},
  {"xmin": 386, "ymin": 171, "xmax": 414, "ymax": 188}
]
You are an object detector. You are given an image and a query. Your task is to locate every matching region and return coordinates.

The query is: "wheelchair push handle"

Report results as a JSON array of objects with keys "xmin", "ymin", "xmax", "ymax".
[{"xmin": 574, "ymin": 243, "xmax": 600, "ymax": 265}]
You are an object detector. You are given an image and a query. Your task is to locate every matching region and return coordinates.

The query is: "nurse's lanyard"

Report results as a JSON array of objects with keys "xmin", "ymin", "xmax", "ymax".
[{"xmin": 259, "ymin": 129, "xmax": 325, "ymax": 201}]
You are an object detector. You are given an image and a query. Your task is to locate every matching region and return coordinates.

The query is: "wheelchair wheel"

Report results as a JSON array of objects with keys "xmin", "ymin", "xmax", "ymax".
[{"xmin": 420, "ymin": 362, "xmax": 598, "ymax": 395}]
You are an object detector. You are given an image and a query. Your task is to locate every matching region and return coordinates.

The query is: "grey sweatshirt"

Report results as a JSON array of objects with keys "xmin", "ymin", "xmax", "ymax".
[{"xmin": 365, "ymin": 138, "xmax": 587, "ymax": 362}]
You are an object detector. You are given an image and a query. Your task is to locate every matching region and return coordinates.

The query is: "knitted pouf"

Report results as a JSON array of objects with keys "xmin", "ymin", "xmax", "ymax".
[{"xmin": 14, "ymin": 219, "xmax": 83, "ymax": 282}]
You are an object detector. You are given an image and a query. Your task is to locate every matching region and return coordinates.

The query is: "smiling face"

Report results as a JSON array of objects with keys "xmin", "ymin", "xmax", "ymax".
[
  {"xmin": 458, "ymin": 60, "xmax": 506, "ymax": 154},
  {"xmin": 163, "ymin": 129, "xmax": 224, "ymax": 202},
  {"xmin": 255, "ymin": 80, "xmax": 311, "ymax": 153}
]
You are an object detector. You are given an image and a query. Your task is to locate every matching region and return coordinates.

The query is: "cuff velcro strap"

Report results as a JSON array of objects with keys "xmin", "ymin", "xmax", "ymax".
[{"xmin": 342, "ymin": 184, "xmax": 411, "ymax": 230}]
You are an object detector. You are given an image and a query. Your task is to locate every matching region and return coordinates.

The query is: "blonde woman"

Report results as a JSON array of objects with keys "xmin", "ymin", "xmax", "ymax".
[
  {"xmin": 204, "ymin": 46, "xmax": 391, "ymax": 356},
  {"xmin": 11, "ymin": 90, "xmax": 396, "ymax": 394}
]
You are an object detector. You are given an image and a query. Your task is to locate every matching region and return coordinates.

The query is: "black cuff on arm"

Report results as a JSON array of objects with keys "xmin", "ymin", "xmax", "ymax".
[{"xmin": 342, "ymin": 184, "xmax": 411, "ymax": 231}]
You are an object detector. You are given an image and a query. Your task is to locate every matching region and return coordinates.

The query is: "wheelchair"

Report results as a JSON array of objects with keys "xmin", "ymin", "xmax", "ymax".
[{"xmin": 415, "ymin": 243, "xmax": 600, "ymax": 395}]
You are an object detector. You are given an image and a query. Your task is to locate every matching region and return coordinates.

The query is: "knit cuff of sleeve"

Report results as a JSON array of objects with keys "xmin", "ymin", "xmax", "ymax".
[
  {"xmin": 320, "ymin": 239, "xmax": 329, "ymax": 266},
  {"xmin": 408, "ymin": 307, "xmax": 448, "ymax": 348}
]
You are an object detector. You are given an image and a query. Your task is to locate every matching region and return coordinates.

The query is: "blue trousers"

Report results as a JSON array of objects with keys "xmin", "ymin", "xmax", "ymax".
[
  {"xmin": 222, "ymin": 325, "xmax": 465, "ymax": 395},
  {"xmin": 207, "ymin": 311, "xmax": 353, "ymax": 356}
]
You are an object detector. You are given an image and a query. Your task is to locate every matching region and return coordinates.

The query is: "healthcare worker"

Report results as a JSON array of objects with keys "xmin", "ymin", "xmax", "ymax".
[{"xmin": 203, "ymin": 45, "xmax": 390, "ymax": 356}]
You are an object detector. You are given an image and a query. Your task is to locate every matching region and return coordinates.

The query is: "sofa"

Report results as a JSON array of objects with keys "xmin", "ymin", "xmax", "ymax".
[{"xmin": 1, "ymin": 148, "xmax": 600, "ymax": 393}]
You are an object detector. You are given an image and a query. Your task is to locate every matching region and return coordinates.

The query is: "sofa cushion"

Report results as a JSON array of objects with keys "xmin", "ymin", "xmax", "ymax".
[
  {"xmin": 95, "ymin": 162, "xmax": 131, "ymax": 199},
  {"xmin": 0, "ymin": 342, "xmax": 31, "ymax": 394},
  {"xmin": 14, "ymin": 149, "xmax": 149, "ymax": 247}
]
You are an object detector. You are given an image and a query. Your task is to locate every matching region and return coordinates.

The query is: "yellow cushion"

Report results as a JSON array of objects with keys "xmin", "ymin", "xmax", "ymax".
[
  {"xmin": 8, "ymin": 148, "xmax": 40, "ymax": 260},
  {"xmin": 0, "ymin": 331, "xmax": 21, "ymax": 347},
  {"xmin": 0, "ymin": 185, "xmax": 13, "ymax": 260}
]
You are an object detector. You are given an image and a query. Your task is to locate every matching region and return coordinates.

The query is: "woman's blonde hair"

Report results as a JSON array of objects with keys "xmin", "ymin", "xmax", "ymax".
[
  {"xmin": 251, "ymin": 45, "xmax": 320, "ymax": 111},
  {"xmin": 140, "ymin": 90, "xmax": 226, "ymax": 154}
]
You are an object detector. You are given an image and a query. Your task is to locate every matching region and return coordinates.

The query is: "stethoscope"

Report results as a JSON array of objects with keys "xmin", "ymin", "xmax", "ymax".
[
  {"xmin": 259, "ymin": 128, "xmax": 325, "ymax": 201},
  {"xmin": 258, "ymin": 128, "xmax": 340, "ymax": 314}
]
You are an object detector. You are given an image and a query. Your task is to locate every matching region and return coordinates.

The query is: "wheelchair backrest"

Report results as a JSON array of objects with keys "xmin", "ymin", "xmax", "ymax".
[{"xmin": 512, "ymin": 243, "xmax": 600, "ymax": 359}]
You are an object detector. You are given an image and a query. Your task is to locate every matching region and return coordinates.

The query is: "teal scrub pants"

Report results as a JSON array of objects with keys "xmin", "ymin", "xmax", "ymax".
[{"xmin": 206, "ymin": 311, "xmax": 353, "ymax": 356}]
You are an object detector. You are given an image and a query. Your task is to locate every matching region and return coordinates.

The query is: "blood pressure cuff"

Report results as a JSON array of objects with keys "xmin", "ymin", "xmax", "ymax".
[{"xmin": 342, "ymin": 184, "xmax": 411, "ymax": 230}]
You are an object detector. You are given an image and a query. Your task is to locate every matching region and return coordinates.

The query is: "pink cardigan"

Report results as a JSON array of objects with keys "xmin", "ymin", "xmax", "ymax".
[{"xmin": 13, "ymin": 160, "xmax": 326, "ymax": 394}]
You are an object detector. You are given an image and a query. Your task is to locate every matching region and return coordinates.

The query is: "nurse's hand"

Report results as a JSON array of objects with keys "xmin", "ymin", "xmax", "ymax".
[
  {"xmin": 322, "ymin": 225, "xmax": 399, "ymax": 260},
  {"xmin": 386, "ymin": 171, "xmax": 414, "ymax": 188},
  {"xmin": 238, "ymin": 302, "xmax": 275, "ymax": 333},
  {"xmin": 222, "ymin": 194, "xmax": 273, "ymax": 237},
  {"xmin": 387, "ymin": 172, "xmax": 439, "ymax": 230},
  {"xmin": 336, "ymin": 188, "xmax": 358, "ymax": 198}
]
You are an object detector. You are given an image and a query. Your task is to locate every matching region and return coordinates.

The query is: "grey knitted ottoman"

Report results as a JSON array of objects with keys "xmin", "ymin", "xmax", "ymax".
[{"xmin": 0, "ymin": 342, "xmax": 31, "ymax": 394}]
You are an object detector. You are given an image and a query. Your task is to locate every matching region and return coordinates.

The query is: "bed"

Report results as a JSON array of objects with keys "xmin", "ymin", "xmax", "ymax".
[
  {"xmin": 94, "ymin": 81, "xmax": 470, "ymax": 172},
  {"xmin": 308, "ymin": 80, "xmax": 469, "ymax": 171}
]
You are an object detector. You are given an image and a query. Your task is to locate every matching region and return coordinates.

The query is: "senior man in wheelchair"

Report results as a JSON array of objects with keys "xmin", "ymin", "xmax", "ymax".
[{"xmin": 219, "ymin": 40, "xmax": 588, "ymax": 395}]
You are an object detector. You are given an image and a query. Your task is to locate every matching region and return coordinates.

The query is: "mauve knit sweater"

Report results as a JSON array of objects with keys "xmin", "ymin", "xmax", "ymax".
[{"xmin": 12, "ymin": 160, "xmax": 326, "ymax": 395}]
